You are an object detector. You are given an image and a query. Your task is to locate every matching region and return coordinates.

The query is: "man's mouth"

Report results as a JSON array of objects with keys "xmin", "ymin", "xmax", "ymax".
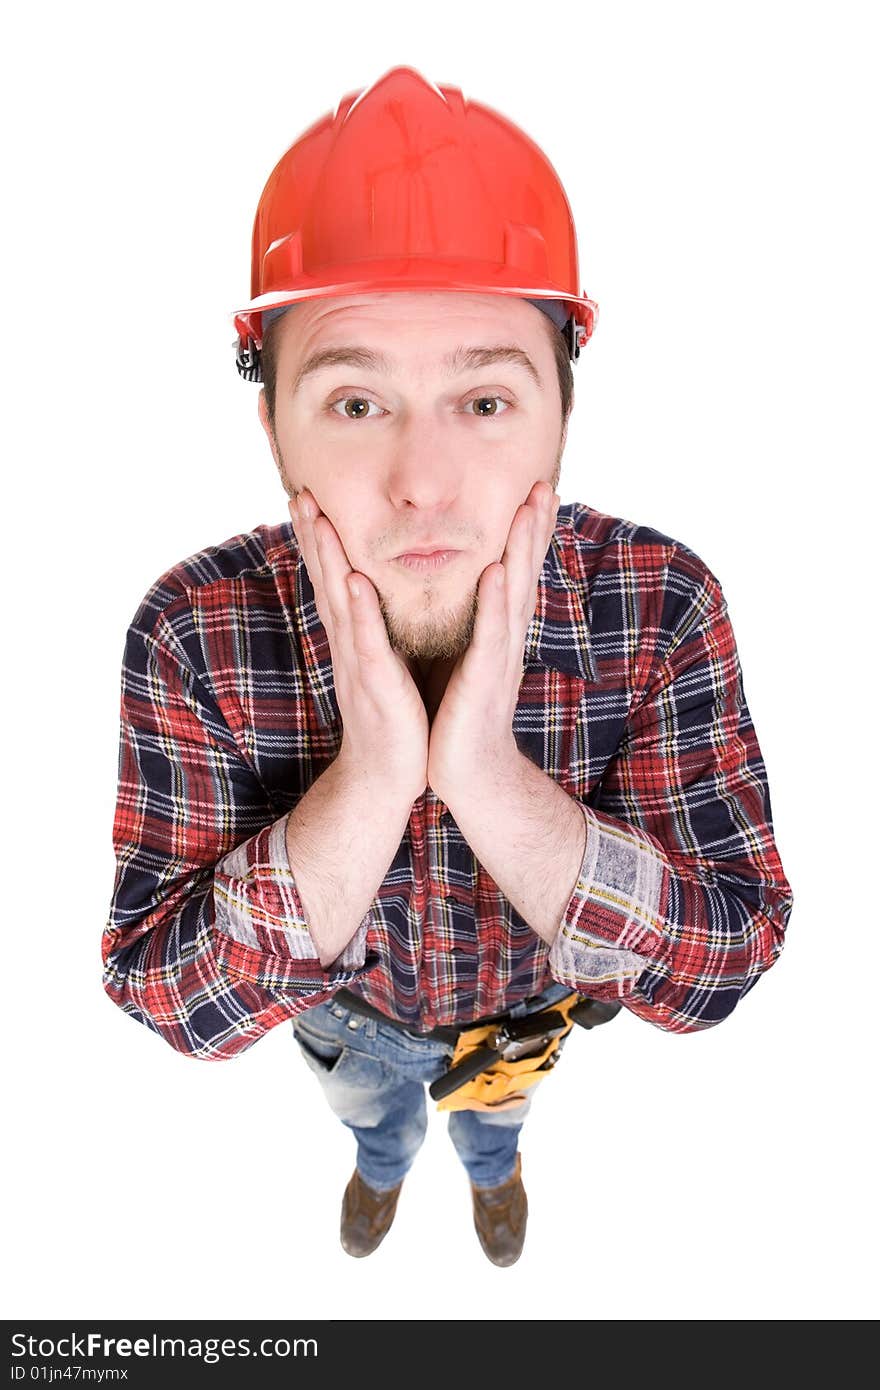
[{"xmin": 393, "ymin": 549, "xmax": 461, "ymax": 572}]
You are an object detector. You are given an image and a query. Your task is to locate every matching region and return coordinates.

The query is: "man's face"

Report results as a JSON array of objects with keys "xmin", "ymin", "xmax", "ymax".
[{"xmin": 258, "ymin": 291, "xmax": 569, "ymax": 665}]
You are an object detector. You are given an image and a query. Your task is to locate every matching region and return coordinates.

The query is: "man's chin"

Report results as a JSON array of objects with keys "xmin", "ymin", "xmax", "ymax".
[
  {"xmin": 388, "ymin": 625, "xmax": 472, "ymax": 663},
  {"xmin": 377, "ymin": 588, "xmax": 478, "ymax": 663}
]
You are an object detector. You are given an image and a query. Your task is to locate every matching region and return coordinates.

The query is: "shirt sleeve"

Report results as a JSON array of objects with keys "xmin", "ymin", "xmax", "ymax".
[
  {"xmin": 548, "ymin": 561, "xmax": 794, "ymax": 1033},
  {"xmin": 102, "ymin": 607, "xmax": 380, "ymax": 1060}
]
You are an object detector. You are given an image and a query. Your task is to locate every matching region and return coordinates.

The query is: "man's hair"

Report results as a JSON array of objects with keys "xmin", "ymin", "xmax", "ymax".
[{"xmin": 259, "ymin": 306, "xmax": 574, "ymax": 437}]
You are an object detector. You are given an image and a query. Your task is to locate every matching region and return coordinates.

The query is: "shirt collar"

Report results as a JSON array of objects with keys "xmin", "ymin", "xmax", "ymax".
[
  {"xmin": 523, "ymin": 522, "xmax": 599, "ymax": 684},
  {"xmin": 288, "ymin": 516, "xmax": 599, "ymax": 730}
]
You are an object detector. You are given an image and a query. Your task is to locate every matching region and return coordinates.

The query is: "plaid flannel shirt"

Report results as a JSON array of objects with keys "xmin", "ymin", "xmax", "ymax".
[{"xmin": 103, "ymin": 503, "xmax": 793, "ymax": 1058}]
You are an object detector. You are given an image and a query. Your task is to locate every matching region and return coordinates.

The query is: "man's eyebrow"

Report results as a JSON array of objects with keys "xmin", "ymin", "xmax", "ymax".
[{"xmin": 291, "ymin": 344, "xmax": 543, "ymax": 395}]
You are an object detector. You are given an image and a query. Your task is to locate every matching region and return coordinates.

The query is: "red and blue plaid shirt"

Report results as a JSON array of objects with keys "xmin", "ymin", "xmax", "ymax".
[{"xmin": 103, "ymin": 502, "xmax": 793, "ymax": 1058}]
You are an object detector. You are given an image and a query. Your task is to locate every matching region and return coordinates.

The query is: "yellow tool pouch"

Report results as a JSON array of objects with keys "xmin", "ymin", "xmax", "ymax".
[{"xmin": 430, "ymin": 991, "xmax": 585, "ymax": 1114}]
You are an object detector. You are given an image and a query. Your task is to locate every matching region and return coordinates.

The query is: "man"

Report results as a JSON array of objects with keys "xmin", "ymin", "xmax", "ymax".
[{"xmin": 103, "ymin": 66, "xmax": 794, "ymax": 1267}]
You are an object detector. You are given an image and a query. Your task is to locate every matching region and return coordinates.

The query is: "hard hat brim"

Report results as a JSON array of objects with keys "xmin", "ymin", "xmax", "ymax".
[{"xmin": 232, "ymin": 260, "xmax": 597, "ymax": 348}]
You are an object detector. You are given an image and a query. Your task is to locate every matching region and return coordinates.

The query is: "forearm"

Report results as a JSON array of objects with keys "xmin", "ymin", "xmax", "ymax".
[
  {"xmin": 440, "ymin": 742, "xmax": 587, "ymax": 946},
  {"xmin": 285, "ymin": 751, "xmax": 417, "ymax": 967}
]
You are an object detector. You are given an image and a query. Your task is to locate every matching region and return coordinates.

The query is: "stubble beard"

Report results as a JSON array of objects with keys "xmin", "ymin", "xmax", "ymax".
[{"xmin": 377, "ymin": 576, "xmax": 479, "ymax": 663}]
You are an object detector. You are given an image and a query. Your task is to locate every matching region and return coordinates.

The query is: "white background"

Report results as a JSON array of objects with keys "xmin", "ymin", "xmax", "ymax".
[{"xmin": 3, "ymin": 0, "xmax": 877, "ymax": 1323}]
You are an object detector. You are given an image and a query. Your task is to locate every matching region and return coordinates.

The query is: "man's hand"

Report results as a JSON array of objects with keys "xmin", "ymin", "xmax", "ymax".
[
  {"xmin": 427, "ymin": 480, "xmax": 559, "ymax": 803},
  {"xmin": 289, "ymin": 491, "xmax": 429, "ymax": 803}
]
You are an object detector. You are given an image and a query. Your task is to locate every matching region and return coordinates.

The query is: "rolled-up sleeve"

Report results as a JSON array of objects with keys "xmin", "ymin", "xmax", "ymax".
[
  {"xmin": 548, "ymin": 566, "xmax": 793, "ymax": 1033},
  {"xmin": 213, "ymin": 812, "xmax": 370, "ymax": 986},
  {"xmin": 103, "ymin": 608, "xmax": 378, "ymax": 1060}
]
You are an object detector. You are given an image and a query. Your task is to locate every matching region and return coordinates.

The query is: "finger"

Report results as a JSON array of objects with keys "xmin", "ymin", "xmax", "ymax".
[
  {"xmin": 538, "ymin": 485, "xmax": 560, "ymax": 560},
  {"xmin": 289, "ymin": 492, "xmax": 342, "ymax": 643},
  {"xmin": 525, "ymin": 482, "xmax": 558, "ymax": 585},
  {"xmin": 292, "ymin": 492, "xmax": 393, "ymax": 675},
  {"xmin": 294, "ymin": 491, "xmax": 354, "ymax": 625},
  {"xmin": 313, "ymin": 514, "xmax": 357, "ymax": 637},
  {"xmin": 345, "ymin": 570, "xmax": 399, "ymax": 674},
  {"xmin": 527, "ymin": 481, "xmax": 558, "ymax": 543},
  {"xmin": 469, "ymin": 559, "xmax": 508, "ymax": 658},
  {"xmin": 498, "ymin": 484, "xmax": 555, "ymax": 633},
  {"xmin": 499, "ymin": 500, "xmax": 538, "ymax": 621}
]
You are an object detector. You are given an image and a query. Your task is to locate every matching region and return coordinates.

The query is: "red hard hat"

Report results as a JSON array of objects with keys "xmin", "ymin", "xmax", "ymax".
[{"xmin": 232, "ymin": 65, "xmax": 599, "ymax": 380}]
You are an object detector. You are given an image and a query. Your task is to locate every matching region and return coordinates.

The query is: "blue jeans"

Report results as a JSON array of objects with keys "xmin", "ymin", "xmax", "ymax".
[{"xmin": 291, "ymin": 981, "xmax": 574, "ymax": 1192}]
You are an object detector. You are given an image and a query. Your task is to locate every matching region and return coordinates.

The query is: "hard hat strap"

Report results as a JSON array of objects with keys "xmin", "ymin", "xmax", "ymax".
[{"xmin": 235, "ymin": 335, "xmax": 262, "ymax": 382}]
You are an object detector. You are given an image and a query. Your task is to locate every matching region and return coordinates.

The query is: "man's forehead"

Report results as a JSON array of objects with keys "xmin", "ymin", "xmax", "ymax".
[
  {"xmin": 301, "ymin": 290, "xmax": 529, "ymax": 325},
  {"xmin": 280, "ymin": 295, "xmax": 547, "ymax": 391}
]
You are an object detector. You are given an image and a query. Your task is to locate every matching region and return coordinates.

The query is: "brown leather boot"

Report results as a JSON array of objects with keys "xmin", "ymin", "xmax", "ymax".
[
  {"xmin": 340, "ymin": 1168, "xmax": 404, "ymax": 1258},
  {"xmin": 470, "ymin": 1152, "xmax": 528, "ymax": 1266}
]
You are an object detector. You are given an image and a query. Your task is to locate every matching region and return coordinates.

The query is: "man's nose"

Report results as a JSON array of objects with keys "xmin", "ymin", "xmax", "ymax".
[{"xmin": 385, "ymin": 425, "xmax": 469, "ymax": 512}]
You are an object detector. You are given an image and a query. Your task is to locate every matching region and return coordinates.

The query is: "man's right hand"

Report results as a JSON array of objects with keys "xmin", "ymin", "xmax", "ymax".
[{"xmin": 289, "ymin": 489, "xmax": 429, "ymax": 802}]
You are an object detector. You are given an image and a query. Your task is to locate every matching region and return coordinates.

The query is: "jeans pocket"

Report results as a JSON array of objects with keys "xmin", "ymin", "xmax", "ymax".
[{"xmin": 293, "ymin": 1025, "xmax": 348, "ymax": 1076}]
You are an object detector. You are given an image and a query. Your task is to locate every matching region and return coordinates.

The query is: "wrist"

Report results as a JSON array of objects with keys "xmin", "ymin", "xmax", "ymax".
[
  {"xmin": 430, "ymin": 734, "xmax": 522, "ymax": 807},
  {"xmin": 334, "ymin": 741, "xmax": 426, "ymax": 807}
]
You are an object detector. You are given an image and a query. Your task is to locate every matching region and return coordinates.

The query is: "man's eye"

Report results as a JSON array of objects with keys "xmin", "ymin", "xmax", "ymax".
[
  {"xmin": 466, "ymin": 395, "xmax": 511, "ymax": 417},
  {"xmin": 328, "ymin": 397, "xmax": 384, "ymax": 420}
]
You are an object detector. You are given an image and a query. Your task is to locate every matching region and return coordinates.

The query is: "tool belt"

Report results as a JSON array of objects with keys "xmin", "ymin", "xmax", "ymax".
[{"xmin": 333, "ymin": 987, "xmax": 620, "ymax": 1114}]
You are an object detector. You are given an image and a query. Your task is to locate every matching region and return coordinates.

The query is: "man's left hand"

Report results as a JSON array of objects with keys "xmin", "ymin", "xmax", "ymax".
[{"xmin": 427, "ymin": 480, "xmax": 560, "ymax": 802}]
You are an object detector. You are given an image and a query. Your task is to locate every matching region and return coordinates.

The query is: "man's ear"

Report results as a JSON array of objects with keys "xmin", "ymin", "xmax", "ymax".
[
  {"xmin": 560, "ymin": 395, "xmax": 573, "ymax": 454},
  {"xmin": 258, "ymin": 389, "xmax": 284, "ymax": 469},
  {"xmin": 257, "ymin": 388, "xmax": 292, "ymax": 495},
  {"xmin": 257, "ymin": 388, "xmax": 274, "ymax": 451}
]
